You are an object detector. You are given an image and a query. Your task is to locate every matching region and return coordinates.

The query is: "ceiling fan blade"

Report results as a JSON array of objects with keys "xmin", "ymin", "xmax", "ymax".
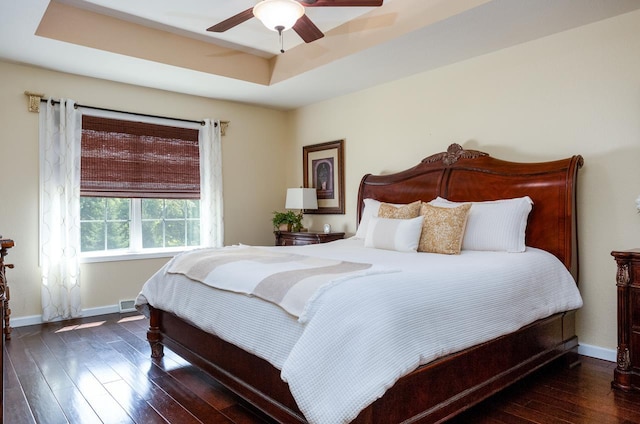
[
  {"xmin": 301, "ymin": 0, "xmax": 383, "ymax": 6},
  {"xmin": 207, "ymin": 8, "xmax": 254, "ymax": 33},
  {"xmin": 293, "ymin": 14, "xmax": 325, "ymax": 43}
]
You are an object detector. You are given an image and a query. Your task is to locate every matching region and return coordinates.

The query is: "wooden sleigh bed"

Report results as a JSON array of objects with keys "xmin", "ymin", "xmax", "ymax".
[{"xmin": 145, "ymin": 143, "xmax": 583, "ymax": 423}]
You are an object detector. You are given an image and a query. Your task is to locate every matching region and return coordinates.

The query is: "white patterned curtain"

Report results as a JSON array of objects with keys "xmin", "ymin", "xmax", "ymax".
[
  {"xmin": 39, "ymin": 99, "xmax": 82, "ymax": 321},
  {"xmin": 199, "ymin": 119, "xmax": 224, "ymax": 247}
]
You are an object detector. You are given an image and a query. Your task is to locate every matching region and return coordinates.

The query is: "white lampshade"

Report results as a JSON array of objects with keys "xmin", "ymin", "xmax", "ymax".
[
  {"xmin": 253, "ymin": 0, "xmax": 305, "ymax": 32},
  {"xmin": 285, "ymin": 188, "xmax": 318, "ymax": 210}
]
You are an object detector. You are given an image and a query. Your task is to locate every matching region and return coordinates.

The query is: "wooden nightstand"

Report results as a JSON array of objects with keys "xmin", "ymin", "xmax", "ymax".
[
  {"xmin": 0, "ymin": 238, "xmax": 13, "ymax": 423},
  {"xmin": 274, "ymin": 231, "xmax": 345, "ymax": 246},
  {"xmin": 612, "ymin": 249, "xmax": 640, "ymax": 392}
]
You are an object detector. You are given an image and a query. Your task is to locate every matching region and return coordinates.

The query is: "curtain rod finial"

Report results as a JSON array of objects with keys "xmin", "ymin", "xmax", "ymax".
[
  {"xmin": 220, "ymin": 121, "xmax": 230, "ymax": 136},
  {"xmin": 24, "ymin": 91, "xmax": 45, "ymax": 113}
]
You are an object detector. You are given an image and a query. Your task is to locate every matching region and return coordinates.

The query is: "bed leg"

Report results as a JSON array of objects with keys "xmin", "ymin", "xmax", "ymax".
[
  {"xmin": 149, "ymin": 338, "xmax": 164, "ymax": 358},
  {"xmin": 562, "ymin": 313, "xmax": 580, "ymax": 369},
  {"xmin": 563, "ymin": 349, "xmax": 581, "ymax": 369},
  {"xmin": 147, "ymin": 307, "xmax": 164, "ymax": 358}
]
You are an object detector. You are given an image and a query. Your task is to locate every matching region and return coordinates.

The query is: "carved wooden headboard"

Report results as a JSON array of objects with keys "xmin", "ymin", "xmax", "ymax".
[{"xmin": 357, "ymin": 144, "xmax": 583, "ymax": 281}]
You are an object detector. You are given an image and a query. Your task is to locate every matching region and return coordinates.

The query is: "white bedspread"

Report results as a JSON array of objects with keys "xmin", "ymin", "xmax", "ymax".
[
  {"xmin": 135, "ymin": 238, "xmax": 583, "ymax": 424},
  {"xmin": 165, "ymin": 246, "xmax": 396, "ymax": 318}
]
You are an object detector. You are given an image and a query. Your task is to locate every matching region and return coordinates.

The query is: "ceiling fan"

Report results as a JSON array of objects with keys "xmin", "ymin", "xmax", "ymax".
[{"xmin": 207, "ymin": 0, "xmax": 384, "ymax": 52}]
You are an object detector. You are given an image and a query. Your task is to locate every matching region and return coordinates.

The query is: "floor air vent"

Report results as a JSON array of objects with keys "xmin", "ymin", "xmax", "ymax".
[{"xmin": 119, "ymin": 299, "xmax": 136, "ymax": 313}]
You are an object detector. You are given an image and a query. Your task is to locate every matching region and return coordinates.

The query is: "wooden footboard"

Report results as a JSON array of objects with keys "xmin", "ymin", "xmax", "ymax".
[
  {"xmin": 148, "ymin": 307, "xmax": 578, "ymax": 424},
  {"xmin": 149, "ymin": 306, "xmax": 304, "ymax": 423}
]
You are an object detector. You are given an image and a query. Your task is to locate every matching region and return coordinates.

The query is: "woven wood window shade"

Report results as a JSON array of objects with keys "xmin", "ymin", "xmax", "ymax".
[{"xmin": 81, "ymin": 116, "xmax": 200, "ymax": 199}]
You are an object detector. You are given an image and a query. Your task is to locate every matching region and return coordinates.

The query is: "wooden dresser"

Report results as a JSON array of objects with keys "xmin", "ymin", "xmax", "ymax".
[
  {"xmin": 612, "ymin": 249, "xmax": 640, "ymax": 392},
  {"xmin": 0, "ymin": 239, "xmax": 14, "ymax": 340},
  {"xmin": 0, "ymin": 238, "xmax": 13, "ymax": 424},
  {"xmin": 274, "ymin": 231, "xmax": 345, "ymax": 246}
]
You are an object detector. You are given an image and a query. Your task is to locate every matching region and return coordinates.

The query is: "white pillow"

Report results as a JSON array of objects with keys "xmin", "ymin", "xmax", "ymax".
[
  {"xmin": 364, "ymin": 216, "xmax": 424, "ymax": 252},
  {"xmin": 354, "ymin": 198, "xmax": 383, "ymax": 239},
  {"xmin": 429, "ymin": 196, "xmax": 533, "ymax": 252},
  {"xmin": 355, "ymin": 199, "xmax": 420, "ymax": 239}
]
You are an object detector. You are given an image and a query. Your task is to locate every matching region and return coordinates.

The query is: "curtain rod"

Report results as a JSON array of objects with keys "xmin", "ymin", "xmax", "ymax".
[
  {"xmin": 41, "ymin": 97, "xmax": 206, "ymax": 126},
  {"xmin": 25, "ymin": 91, "xmax": 229, "ymax": 135}
]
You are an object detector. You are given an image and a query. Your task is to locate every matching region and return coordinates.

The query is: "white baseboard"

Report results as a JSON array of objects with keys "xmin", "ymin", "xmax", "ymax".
[
  {"xmin": 10, "ymin": 304, "xmax": 122, "ymax": 328},
  {"xmin": 578, "ymin": 343, "xmax": 616, "ymax": 362}
]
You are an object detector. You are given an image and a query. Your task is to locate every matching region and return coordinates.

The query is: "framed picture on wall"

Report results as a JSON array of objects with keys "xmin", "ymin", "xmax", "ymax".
[{"xmin": 303, "ymin": 140, "xmax": 345, "ymax": 214}]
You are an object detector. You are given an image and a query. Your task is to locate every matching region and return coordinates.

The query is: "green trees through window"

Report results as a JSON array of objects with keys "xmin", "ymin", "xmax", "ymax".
[
  {"xmin": 80, "ymin": 197, "xmax": 200, "ymax": 253},
  {"xmin": 80, "ymin": 197, "xmax": 130, "ymax": 251},
  {"xmin": 141, "ymin": 198, "xmax": 200, "ymax": 249}
]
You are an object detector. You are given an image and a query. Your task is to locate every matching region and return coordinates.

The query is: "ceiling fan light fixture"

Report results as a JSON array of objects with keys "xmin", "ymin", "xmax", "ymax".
[{"xmin": 253, "ymin": 0, "xmax": 305, "ymax": 32}]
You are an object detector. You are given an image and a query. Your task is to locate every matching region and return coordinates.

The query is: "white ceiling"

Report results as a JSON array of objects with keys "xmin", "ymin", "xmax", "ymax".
[{"xmin": 2, "ymin": 0, "xmax": 640, "ymax": 110}]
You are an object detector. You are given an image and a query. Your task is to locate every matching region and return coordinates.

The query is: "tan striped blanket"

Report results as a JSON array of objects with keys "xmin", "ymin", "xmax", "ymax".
[{"xmin": 166, "ymin": 246, "xmax": 393, "ymax": 318}]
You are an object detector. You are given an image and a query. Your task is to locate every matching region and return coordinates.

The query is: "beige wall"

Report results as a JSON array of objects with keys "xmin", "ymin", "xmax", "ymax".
[
  {"xmin": 0, "ymin": 61, "xmax": 288, "ymax": 318},
  {"xmin": 289, "ymin": 9, "xmax": 640, "ymax": 352},
  {"xmin": 2, "ymin": 8, "xmax": 639, "ymax": 354}
]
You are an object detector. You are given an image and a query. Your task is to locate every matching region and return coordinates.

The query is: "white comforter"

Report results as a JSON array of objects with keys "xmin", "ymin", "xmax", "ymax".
[{"xmin": 135, "ymin": 238, "xmax": 583, "ymax": 424}]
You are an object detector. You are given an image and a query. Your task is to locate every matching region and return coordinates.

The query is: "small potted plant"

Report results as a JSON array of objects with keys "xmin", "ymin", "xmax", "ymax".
[{"xmin": 272, "ymin": 210, "xmax": 303, "ymax": 232}]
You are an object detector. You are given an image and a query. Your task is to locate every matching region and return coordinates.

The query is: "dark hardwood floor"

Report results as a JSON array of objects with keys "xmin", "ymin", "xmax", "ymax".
[{"xmin": 3, "ymin": 312, "xmax": 639, "ymax": 423}]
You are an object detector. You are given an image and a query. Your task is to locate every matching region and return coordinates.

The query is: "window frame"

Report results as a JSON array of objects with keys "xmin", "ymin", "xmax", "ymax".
[
  {"xmin": 79, "ymin": 109, "xmax": 205, "ymax": 263},
  {"xmin": 80, "ymin": 197, "xmax": 202, "ymax": 263}
]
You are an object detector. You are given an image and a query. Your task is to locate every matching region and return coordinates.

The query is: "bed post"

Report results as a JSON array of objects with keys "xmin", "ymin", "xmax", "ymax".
[{"xmin": 147, "ymin": 306, "xmax": 164, "ymax": 358}]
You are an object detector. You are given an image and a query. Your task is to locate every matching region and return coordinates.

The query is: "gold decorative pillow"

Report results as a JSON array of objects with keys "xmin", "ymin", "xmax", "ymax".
[
  {"xmin": 378, "ymin": 200, "xmax": 421, "ymax": 219},
  {"xmin": 418, "ymin": 203, "xmax": 471, "ymax": 254}
]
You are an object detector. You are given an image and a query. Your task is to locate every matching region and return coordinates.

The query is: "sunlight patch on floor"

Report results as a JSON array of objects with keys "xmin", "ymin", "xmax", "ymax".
[
  {"xmin": 55, "ymin": 320, "xmax": 106, "ymax": 332},
  {"xmin": 118, "ymin": 314, "xmax": 146, "ymax": 323}
]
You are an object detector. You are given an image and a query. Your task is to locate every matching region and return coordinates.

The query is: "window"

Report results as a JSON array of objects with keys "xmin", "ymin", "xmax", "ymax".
[
  {"xmin": 80, "ymin": 197, "xmax": 130, "ymax": 252},
  {"xmin": 80, "ymin": 198, "xmax": 201, "ymax": 253},
  {"xmin": 80, "ymin": 114, "xmax": 203, "ymax": 257},
  {"xmin": 141, "ymin": 199, "xmax": 200, "ymax": 249}
]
